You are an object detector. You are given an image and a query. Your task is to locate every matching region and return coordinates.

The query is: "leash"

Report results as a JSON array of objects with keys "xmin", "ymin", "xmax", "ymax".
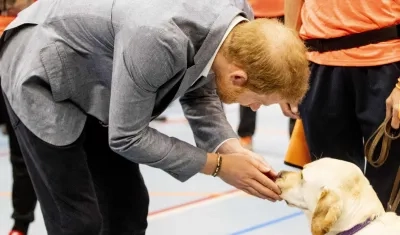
[
  {"xmin": 336, "ymin": 217, "xmax": 374, "ymax": 235},
  {"xmin": 364, "ymin": 116, "xmax": 400, "ymax": 212}
]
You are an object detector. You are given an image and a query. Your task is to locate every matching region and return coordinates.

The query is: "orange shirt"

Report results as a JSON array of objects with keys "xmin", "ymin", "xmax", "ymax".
[
  {"xmin": 299, "ymin": 0, "xmax": 400, "ymax": 66},
  {"xmin": 247, "ymin": 0, "xmax": 284, "ymax": 18},
  {"xmin": 0, "ymin": 16, "xmax": 15, "ymax": 35}
]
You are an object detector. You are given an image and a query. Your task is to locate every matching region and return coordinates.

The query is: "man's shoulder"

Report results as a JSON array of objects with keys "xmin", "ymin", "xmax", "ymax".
[
  {"xmin": 115, "ymin": 0, "xmax": 252, "ymax": 49},
  {"xmin": 114, "ymin": 0, "xmax": 251, "ymax": 31}
]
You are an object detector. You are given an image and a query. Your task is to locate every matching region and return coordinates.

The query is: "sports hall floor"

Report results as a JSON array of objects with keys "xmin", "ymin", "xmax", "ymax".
[{"xmin": 0, "ymin": 101, "xmax": 311, "ymax": 235}]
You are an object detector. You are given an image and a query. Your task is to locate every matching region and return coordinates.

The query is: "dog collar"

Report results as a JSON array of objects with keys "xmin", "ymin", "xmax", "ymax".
[{"xmin": 337, "ymin": 218, "xmax": 374, "ymax": 235}]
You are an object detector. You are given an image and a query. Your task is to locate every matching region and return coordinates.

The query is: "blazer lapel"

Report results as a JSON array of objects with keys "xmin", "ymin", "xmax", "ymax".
[{"xmin": 171, "ymin": 64, "xmax": 201, "ymax": 102}]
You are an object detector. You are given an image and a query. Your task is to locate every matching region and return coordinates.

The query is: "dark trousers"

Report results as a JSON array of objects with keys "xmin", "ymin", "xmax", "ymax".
[
  {"xmin": 238, "ymin": 106, "xmax": 297, "ymax": 137},
  {"xmin": 238, "ymin": 106, "xmax": 257, "ymax": 137},
  {"xmin": 0, "ymin": 89, "xmax": 37, "ymax": 234},
  {"xmin": 3, "ymin": 95, "xmax": 150, "ymax": 235},
  {"xmin": 7, "ymin": 117, "xmax": 38, "ymax": 233},
  {"xmin": 299, "ymin": 61, "xmax": 400, "ymax": 214}
]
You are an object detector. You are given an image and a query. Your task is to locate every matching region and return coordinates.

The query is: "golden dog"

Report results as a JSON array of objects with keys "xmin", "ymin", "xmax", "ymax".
[{"xmin": 275, "ymin": 158, "xmax": 400, "ymax": 235}]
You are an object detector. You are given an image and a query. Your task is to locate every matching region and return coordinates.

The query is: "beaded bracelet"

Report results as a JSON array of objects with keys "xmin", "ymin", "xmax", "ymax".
[{"xmin": 212, "ymin": 153, "xmax": 222, "ymax": 177}]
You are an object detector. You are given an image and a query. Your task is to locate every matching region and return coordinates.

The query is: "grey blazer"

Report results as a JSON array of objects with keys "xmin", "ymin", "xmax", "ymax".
[{"xmin": 0, "ymin": 0, "xmax": 254, "ymax": 181}]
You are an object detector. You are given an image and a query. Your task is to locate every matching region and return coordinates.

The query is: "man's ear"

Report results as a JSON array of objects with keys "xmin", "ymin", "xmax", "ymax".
[
  {"xmin": 229, "ymin": 70, "xmax": 247, "ymax": 86},
  {"xmin": 311, "ymin": 188, "xmax": 343, "ymax": 235}
]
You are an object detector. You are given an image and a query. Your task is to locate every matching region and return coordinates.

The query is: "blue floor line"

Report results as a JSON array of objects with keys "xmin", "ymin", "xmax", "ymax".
[{"xmin": 229, "ymin": 211, "xmax": 303, "ymax": 235}]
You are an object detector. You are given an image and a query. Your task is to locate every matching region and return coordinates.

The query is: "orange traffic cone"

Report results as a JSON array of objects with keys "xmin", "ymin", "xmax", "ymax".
[
  {"xmin": 284, "ymin": 119, "xmax": 311, "ymax": 169},
  {"xmin": 0, "ymin": 16, "xmax": 16, "ymax": 35}
]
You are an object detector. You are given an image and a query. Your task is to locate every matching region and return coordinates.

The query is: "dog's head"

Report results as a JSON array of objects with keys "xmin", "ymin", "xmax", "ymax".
[{"xmin": 276, "ymin": 158, "xmax": 384, "ymax": 235}]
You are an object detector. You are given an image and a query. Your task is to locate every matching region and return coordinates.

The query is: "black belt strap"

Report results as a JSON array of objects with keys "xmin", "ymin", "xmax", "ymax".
[{"xmin": 304, "ymin": 24, "xmax": 399, "ymax": 53}]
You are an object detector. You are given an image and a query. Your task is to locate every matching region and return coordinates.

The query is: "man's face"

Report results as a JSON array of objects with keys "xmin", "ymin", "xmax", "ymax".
[
  {"xmin": 211, "ymin": 49, "xmax": 286, "ymax": 110},
  {"xmin": 214, "ymin": 70, "xmax": 283, "ymax": 111}
]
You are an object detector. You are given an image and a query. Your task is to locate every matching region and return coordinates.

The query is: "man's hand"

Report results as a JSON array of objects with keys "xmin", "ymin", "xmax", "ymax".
[
  {"xmin": 214, "ymin": 138, "xmax": 279, "ymax": 180},
  {"xmin": 208, "ymin": 138, "xmax": 281, "ymax": 200},
  {"xmin": 385, "ymin": 79, "xmax": 400, "ymax": 129},
  {"xmin": 201, "ymin": 152, "xmax": 281, "ymax": 201},
  {"xmin": 239, "ymin": 148, "xmax": 278, "ymax": 178},
  {"xmin": 215, "ymin": 138, "xmax": 247, "ymax": 154},
  {"xmin": 279, "ymin": 102, "xmax": 300, "ymax": 119}
]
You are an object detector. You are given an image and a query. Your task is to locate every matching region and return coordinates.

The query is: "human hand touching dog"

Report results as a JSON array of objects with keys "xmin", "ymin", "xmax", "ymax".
[{"xmin": 201, "ymin": 139, "xmax": 281, "ymax": 201}]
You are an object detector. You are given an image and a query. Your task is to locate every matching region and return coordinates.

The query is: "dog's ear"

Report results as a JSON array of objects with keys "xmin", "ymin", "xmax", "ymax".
[{"xmin": 311, "ymin": 188, "xmax": 343, "ymax": 235}]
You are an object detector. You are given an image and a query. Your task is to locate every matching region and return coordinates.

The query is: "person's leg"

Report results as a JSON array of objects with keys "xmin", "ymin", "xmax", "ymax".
[
  {"xmin": 299, "ymin": 62, "xmax": 366, "ymax": 169},
  {"xmin": 289, "ymin": 118, "xmax": 296, "ymax": 137},
  {"xmin": 83, "ymin": 116, "xmax": 150, "ymax": 235},
  {"xmin": 237, "ymin": 105, "xmax": 256, "ymax": 149},
  {"xmin": 3, "ymin": 94, "xmax": 102, "ymax": 235},
  {"xmin": 353, "ymin": 62, "xmax": 400, "ymax": 214},
  {"xmin": 7, "ymin": 116, "xmax": 37, "ymax": 235}
]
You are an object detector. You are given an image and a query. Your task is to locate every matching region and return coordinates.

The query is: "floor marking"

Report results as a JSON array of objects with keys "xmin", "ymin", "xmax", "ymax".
[
  {"xmin": 0, "ymin": 189, "xmax": 244, "ymax": 221},
  {"xmin": 229, "ymin": 211, "xmax": 304, "ymax": 235},
  {"xmin": 148, "ymin": 189, "xmax": 242, "ymax": 220},
  {"xmin": 0, "ymin": 191, "xmax": 11, "ymax": 197},
  {"xmin": 0, "ymin": 190, "xmax": 250, "ymax": 198},
  {"xmin": 149, "ymin": 191, "xmax": 250, "ymax": 197},
  {"xmin": 150, "ymin": 116, "xmax": 288, "ymax": 135}
]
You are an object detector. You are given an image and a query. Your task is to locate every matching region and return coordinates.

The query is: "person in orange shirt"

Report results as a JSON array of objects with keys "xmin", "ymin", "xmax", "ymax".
[
  {"xmin": 284, "ymin": 0, "xmax": 400, "ymax": 214},
  {"xmin": 239, "ymin": 0, "xmax": 298, "ymax": 150}
]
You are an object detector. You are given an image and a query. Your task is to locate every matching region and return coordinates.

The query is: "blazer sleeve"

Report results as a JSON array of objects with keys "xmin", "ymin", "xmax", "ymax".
[
  {"xmin": 179, "ymin": 74, "xmax": 238, "ymax": 153},
  {"xmin": 108, "ymin": 26, "xmax": 207, "ymax": 182}
]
